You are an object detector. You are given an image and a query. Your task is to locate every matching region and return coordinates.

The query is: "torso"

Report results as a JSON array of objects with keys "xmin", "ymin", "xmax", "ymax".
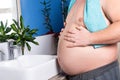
[{"xmin": 57, "ymin": 0, "xmax": 118, "ymax": 75}]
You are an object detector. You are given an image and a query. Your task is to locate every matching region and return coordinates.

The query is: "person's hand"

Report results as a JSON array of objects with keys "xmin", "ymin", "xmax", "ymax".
[
  {"xmin": 59, "ymin": 28, "xmax": 64, "ymax": 36},
  {"xmin": 64, "ymin": 26, "xmax": 92, "ymax": 48},
  {"xmin": 59, "ymin": 22, "xmax": 66, "ymax": 38}
]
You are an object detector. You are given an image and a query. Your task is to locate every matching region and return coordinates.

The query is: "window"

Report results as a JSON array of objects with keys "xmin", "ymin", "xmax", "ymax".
[{"xmin": 0, "ymin": 0, "xmax": 19, "ymax": 25}]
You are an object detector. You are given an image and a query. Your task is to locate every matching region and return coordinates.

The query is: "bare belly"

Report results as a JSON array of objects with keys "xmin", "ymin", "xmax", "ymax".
[{"xmin": 57, "ymin": 33, "xmax": 118, "ymax": 75}]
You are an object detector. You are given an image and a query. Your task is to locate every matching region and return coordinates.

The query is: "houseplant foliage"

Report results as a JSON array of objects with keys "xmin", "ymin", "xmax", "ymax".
[
  {"xmin": 0, "ymin": 21, "xmax": 11, "ymax": 42},
  {"xmin": 61, "ymin": 0, "xmax": 69, "ymax": 21},
  {"xmin": 10, "ymin": 16, "xmax": 39, "ymax": 55},
  {"xmin": 40, "ymin": 0, "xmax": 54, "ymax": 34},
  {"xmin": 40, "ymin": 0, "xmax": 60, "ymax": 47}
]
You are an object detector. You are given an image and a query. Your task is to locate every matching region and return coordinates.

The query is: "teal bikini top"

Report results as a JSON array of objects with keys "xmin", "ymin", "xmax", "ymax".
[{"xmin": 68, "ymin": 0, "xmax": 108, "ymax": 48}]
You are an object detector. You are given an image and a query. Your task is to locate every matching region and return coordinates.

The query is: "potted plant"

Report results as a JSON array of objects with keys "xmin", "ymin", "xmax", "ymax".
[
  {"xmin": 20, "ymin": 0, "xmax": 63, "ymax": 55},
  {"xmin": 0, "ymin": 21, "xmax": 13, "ymax": 60},
  {"xmin": 10, "ymin": 16, "xmax": 39, "ymax": 55},
  {"xmin": 40, "ymin": 0, "xmax": 54, "ymax": 34},
  {"xmin": 0, "ymin": 21, "xmax": 11, "ymax": 42},
  {"xmin": 38, "ymin": 0, "xmax": 58, "ymax": 55},
  {"xmin": 61, "ymin": 0, "xmax": 69, "ymax": 21}
]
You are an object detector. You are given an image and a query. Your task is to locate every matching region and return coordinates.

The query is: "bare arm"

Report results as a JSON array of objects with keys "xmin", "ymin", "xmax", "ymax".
[
  {"xmin": 90, "ymin": 0, "xmax": 120, "ymax": 45},
  {"xmin": 64, "ymin": 0, "xmax": 120, "ymax": 47}
]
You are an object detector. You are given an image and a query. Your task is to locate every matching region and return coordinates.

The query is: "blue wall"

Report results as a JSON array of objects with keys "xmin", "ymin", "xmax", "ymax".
[{"xmin": 20, "ymin": 0, "xmax": 70, "ymax": 36}]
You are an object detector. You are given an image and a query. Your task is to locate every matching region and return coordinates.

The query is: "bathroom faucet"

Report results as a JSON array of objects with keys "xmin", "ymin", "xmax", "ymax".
[
  {"xmin": 0, "ymin": 41, "xmax": 21, "ymax": 61},
  {"xmin": 8, "ymin": 41, "xmax": 21, "ymax": 60},
  {"xmin": 8, "ymin": 41, "xmax": 15, "ymax": 60}
]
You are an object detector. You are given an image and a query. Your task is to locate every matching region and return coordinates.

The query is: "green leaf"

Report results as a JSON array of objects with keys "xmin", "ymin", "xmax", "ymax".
[
  {"xmin": 16, "ymin": 38, "xmax": 21, "ymax": 44},
  {"xmin": 0, "ymin": 21, "xmax": 5, "ymax": 30},
  {"xmin": 29, "ymin": 29, "xmax": 38, "ymax": 35},
  {"xmin": 12, "ymin": 19, "xmax": 20, "ymax": 29},
  {"xmin": 31, "ymin": 40, "xmax": 39, "ymax": 45},
  {"xmin": 25, "ymin": 26, "xmax": 30, "ymax": 31},
  {"xmin": 26, "ymin": 42, "xmax": 31, "ymax": 51},
  {"xmin": 5, "ymin": 27, "xmax": 11, "ymax": 33},
  {"xmin": 25, "ymin": 36, "xmax": 34, "ymax": 41},
  {"xmin": 9, "ymin": 15, "xmax": 39, "ymax": 55},
  {"xmin": 9, "ymin": 33, "xmax": 18, "ymax": 40},
  {"xmin": 20, "ymin": 16, "xmax": 24, "ymax": 30},
  {"xmin": 0, "ymin": 21, "xmax": 11, "ymax": 42},
  {"xmin": 11, "ymin": 24, "xmax": 18, "ymax": 32}
]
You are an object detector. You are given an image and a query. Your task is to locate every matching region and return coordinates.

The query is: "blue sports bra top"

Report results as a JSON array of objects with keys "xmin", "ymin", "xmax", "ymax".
[{"xmin": 68, "ymin": 0, "xmax": 108, "ymax": 48}]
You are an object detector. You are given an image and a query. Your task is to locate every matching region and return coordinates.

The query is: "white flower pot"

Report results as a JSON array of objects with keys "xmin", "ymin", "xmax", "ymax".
[
  {"xmin": 12, "ymin": 45, "xmax": 22, "ymax": 59},
  {"xmin": 0, "ymin": 41, "xmax": 22, "ymax": 60},
  {"xmin": 0, "ymin": 42, "xmax": 10, "ymax": 60}
]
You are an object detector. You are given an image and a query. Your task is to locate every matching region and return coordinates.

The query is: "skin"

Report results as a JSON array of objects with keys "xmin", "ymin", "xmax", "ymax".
[
  {"xmin": 57, "ymin": 0, "xmax": 120, "ymax": 75},
  {"xmin": 64, "ymin": 0, "xmax": 120, "ymax": 47}
]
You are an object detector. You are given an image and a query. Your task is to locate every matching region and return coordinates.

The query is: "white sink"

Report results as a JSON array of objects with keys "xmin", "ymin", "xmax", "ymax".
[{"xmin": 0, "ymin": 55, "xmax": 60, "ymax": 80}]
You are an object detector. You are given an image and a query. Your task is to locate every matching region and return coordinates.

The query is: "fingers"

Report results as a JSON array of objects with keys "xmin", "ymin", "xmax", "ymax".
[
  {"xmin": 64, "ymin": 30, "xmax": 75, "ymax": 38},
  {"xmin": 67, "ymin": 30, "xmax": 75, "ymax": 34},
  {"xmin": 64, "ymin": 22, "xmax": 67, "ymax": 27},
  {"xmin": 63, "ymin": 27, "xmax": 76, "ymax": 43},
  {"xmin": 64, "ymin": 37, "xmax": 75, "ymax": 43},
  {"xmin": 64, "ymin": 33, "xmax": 75, "ymax": 43},
  {"xmin": 59, "ymin": 28, "xmax": 65, "ymax": 38},
  {"xmin": 61, "ymin": 28, "xmax": 64, "ymax": 32},
  {"xmin": 60, "ymin": 28, "xmax": 64, "ymax": 35}
]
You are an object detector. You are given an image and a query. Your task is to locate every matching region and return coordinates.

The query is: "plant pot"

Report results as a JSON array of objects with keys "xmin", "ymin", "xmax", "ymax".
[
  {"xmin": 0, "ymin": 51, "xmax": 4, "ymax": 61},
  {"xmin": 0, "ymin": 42, "xmax": 12, "ymax": 60},
  {"xmin": 24, "ymin": 34, "xmax": 57, "ymax": 55},
  {"xmin": 12, "ymin": 45, "xmax": 22, "ymax": 59},
  {"xmin": 0, "ymin": 41, "xmax": 22, "ymax": 60}
]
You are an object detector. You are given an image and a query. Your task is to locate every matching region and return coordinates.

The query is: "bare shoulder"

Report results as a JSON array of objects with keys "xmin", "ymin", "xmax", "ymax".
[{"xmin": 101, "ymin": 0, "xmax": 120, "ymax": 22}]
